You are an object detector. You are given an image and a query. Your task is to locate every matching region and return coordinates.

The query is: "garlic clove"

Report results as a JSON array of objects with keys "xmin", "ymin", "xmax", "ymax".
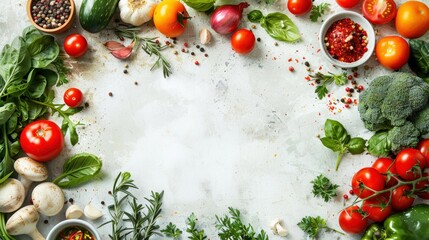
[
  {"xmin": 199, "ymin": 29, "xmax": 212, "ymax": 45},
  {"xmin": 276, "ymin": 222, "xmax": 288, "ymax": 237},
  {"xmin": 269, "ymin": 218, "xmax": 281, "ymax": 233},
  {"xmin": 84, "ymin": 202, "xmax": 103, "ymax": 220},
  {"xmin": 104, "ymin": 41, "xmax": 126, "ymax": 51},
  {"xmin": 66, "ymin": 205, "xmax": 83, "ymax": 219}
]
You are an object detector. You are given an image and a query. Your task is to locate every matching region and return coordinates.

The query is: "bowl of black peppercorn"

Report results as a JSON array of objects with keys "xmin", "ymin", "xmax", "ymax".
[{"xmin": 27, "ymin": 0, "xmax": 75, "ymax": 34}]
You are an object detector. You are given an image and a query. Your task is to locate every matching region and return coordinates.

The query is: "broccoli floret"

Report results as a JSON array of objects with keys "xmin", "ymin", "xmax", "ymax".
[
  {"xmin": 387, "ymin": 122, "xmax": 420, "ymax": 153},
  {"xmin": 411, "ymin": 106, "xmax": 429, "ymax": 135}
]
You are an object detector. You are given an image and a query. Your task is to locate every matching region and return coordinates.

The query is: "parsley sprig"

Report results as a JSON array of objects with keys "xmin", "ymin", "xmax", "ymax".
[
  {"xmin": 186, "ymin": 213, "xmax": 207, "ymax": 240},
  {"xmin": 310, "ymin": 3, "xmax": 330, "ymax": 22},
  {"xmin": 310, "ymin": 71, "xmax": 348, "ymax": 99},
  {"xmin": 311, "ymin": 174, "xmax": 339, "ymax": 202},
  {"xmin": 297, "ymin": 216, "xmax": 343, "ymax": 240},
  {"xmin": 162, "ymin": 222, "xmax": 183, "ymax": 239}
]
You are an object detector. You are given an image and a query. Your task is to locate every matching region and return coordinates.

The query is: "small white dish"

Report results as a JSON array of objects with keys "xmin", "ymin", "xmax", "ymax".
[
  {"xmin": 46, "ymin": 219, "xmax": 101, "ymax": 240},
  {"xmin": 319, "ymin": 11, "xmax": 375, "ymax": 68}
]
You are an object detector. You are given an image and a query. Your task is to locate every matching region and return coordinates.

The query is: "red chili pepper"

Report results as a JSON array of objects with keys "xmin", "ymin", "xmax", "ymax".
[{"xmin": 69, "ymin": 230, "xmax": 83, "ymax": 240}]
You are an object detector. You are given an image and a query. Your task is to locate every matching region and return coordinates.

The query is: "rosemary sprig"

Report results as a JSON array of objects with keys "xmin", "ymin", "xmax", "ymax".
[{"xmin": 114, "ymin": 24, "xmax": 172, "ymax": 78}]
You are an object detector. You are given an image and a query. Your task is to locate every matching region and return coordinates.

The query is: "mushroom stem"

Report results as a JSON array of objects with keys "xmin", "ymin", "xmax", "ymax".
[
  {"xmin": 6, "ymin": 205, "xmax": 45, "ymax": 240},
  {"xmin": 28, "ymin": 229, "xmax": 45, "ymax": 240},
  {"xmin": 14, "ymin": 157, "xmax": 48, "ymax": 196},
  {"xmin": 20, "ymin": 177, "xmax": 32, "ymax": 194}
]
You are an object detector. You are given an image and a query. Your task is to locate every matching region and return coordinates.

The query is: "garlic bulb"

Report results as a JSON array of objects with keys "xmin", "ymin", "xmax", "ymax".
[{"xmin": 119, "ymin": 0, "xmax": 158, "ymax": 26}]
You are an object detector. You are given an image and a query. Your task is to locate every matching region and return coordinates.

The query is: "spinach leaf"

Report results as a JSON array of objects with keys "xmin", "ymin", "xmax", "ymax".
[
  {"xmin": 27, "ymin": 35, "xmax": 60, "ymax": 68},
  {"xmin": 53, "ymin": 153, "xmax": 102, "ymax": 188},
  {"xmin": 248, "ymin": 10, "xmax": 301, "ymax": 42},
  {"xmin": 368, "ymin": 131, "xmax": 391, "ymax": 157},
  {"xmin": 182, "ymin": 0, "xmax": 215, "ymax": 12},
  {"xmin": 409, "ymin": 39, "xmax": 429, "ymax": 81},
  {"xmin": 0, "ymin": 103, "xmax": 16, "ymax": 125}
]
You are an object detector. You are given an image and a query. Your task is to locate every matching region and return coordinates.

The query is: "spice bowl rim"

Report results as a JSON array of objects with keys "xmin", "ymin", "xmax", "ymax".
[
  {"xmin": 46, "ymin": 219, "xmax": 101, "ymax": 240},
  {"xmin": 319, "ymin": 11, "xmax": 375, "ymax": 68},
  {"xmin": 26, "ymin": 0, "xmax": 75, "ymax": 34}
]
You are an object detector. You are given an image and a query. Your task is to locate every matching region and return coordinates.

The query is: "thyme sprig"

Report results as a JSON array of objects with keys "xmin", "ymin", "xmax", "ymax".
[{"xmin": 114, "ymin": 24, "xmax": 172, "ymax": 78}]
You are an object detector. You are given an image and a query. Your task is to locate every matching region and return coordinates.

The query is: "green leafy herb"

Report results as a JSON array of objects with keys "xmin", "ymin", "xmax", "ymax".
[
  {"xmin": 0, "ymin": 212, "xmax": 15, "ymax": 240},
  {"xmin": 186, "ymin": 213, "xmax": 207, "ymax": 240},
  {"xmin": 215, "ymin": 207, "xmax": 269, "ymax": 240},
  {"xmin": 182, "ymin": 0, "xmax": 215, "ymax": 12},
  {"xmin": 248, "ymin": 10, "xmax": 301, "ymax": 43},
  {"xmin": 408, "ymin": 39, "xmax": 429, "ymax": 82},
  {"xmin": 311, "ymin": 174, "xmax": 339, "ymax": 202},
  {"xmin": 298, "ymin": 216, "xmax": 343, "ymax": 240},
  {"xmin": 367, "ymin": 131, "xmax": 392, "ymax": 157},
  {"xmin": 310, "ymin": 3, "xmax": 330, "ymax": 22},
  {"xmin": 320, "ymin": 119, "xmax": 366, "ymax": 170},
  {"xmin": 162, "ymin": 222, "xmax": 183, "ymax": 239},
  {"xmin": 310, "ymin": 72, "xmax": 347, "ymax": 99},
  {"xmin": 53, "ymin": 153, "xmax": 102, "ymax": 188}
]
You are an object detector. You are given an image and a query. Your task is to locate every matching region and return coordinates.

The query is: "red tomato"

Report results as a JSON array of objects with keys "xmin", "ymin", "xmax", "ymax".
[
  {"xmin": 351, "ymin": 167, "xmax": 386, "ymax": 199},
  {"xmin": 64, "ymin": 34, "xmax": 88, "ymax": 58},
  {"xmin": 63, "ymin": 88, "xmax": 83, "ymax": 108},
  {"xmin": 338, "ymin": 206, "xmax": 368, "ymax": 234},
  {"xmin": 362, "ymin": 0, "xmax": 397, "ymax": 24},
  {"xmin": 336, "ymin": 0, "xmax": 361, "ymax": 8},
  {"xmin": 362, "ymin": 195, "xmax": 392, "ymax": 222},
  {"xmin": 416, "ymin": 173, "xmax": 429, "ymax": 199},
  {"xmin": 395, "ymin": 148, "xmax": 426, "ymax": 181},
  {"xmin": 375, "ymin": 36, "xmax": 410, "ymax": 70},
  {"xmin": 391, "ymin": 185, "xmax": 415, "ymax": 211},
  {"xmin": 20, "ymin": 120, "xmax": 64, "ymax": 162},
  {"xmin": 372, "ymin": 157, "xmax": 398, "ymax": 187},
  {"xmin": 231, "ymin": 29, "xmax": 256, "ymax": 55},
  {"xmin": 417, "ymin": 139, "xmax": 429, "ymax": 168},
  {"xmin": 287, "ymin": 0, "xmax": 313, "ymax": 15}
]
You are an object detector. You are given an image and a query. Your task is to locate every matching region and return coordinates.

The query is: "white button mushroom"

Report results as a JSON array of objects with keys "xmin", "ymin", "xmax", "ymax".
[
  {"xmin": 66, "ymin": 204, "xmax": 84, "ymax": 219},
  {"xmin": 31, "ymin": 182, "xmax": 64, "ymax": 216},
  {"xmin": 0, "ymin": 178, "xmax": 25, "ymax": 213},
  {"xmin": 14, "ymin": 157, "xmax": 48, "ymax": 194},
  {"xmin": 6, "ymin": 205, "xmax": 45, "ymax": 240}
]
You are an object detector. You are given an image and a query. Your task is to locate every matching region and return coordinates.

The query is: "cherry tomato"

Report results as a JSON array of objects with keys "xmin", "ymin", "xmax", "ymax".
[
  {"xmin": 336, "ymin": 0, "xmax": 361, "ymax": 9},
  {"xmin": 362, "ymin": 195, "xmax": 392, "ymax": 222},
  {"xmin": 20, "ymin": 120, "xmax": 64, "ymax": 162},
  {"xmin": 64, "ymin": 34, "xmax": 88, "ymax": 58},
  {"xmin": 417, "ymin": 139, "xmax": 429, "ymax": 168},
  {"xmin": 231, "ymin": 29, "xmax": 256, "ymax": 55},
  {"xmin": 375, "ymin": 36, "xmax": 410, "ymax": 70},
  {"xmin": 153, "ymin": 0, "xmax": 189, "ymax": 38},
  {"xmin": 63, "ymin": 88, "xmax": 83, "ymax": 108},
  {"xmin": 416, "ymin": 173, "xmax": 429, "ymax": 199},
  {"xmin": 396, "ymin": 1, "xmax": 429, "ymax": 39},
  {"xmin": 338, "ymin": 206, "xmax": 368, "ymax": 234},
  {"xmin": 372, "ymin": 157, "xmax": 398, "ymax": 187},
  {"xmin": 351, "ymin": 167, "xmax": 385, "ymax": 199},
  {"xmin": 287, "ymin": 0, "xmax": 312, "ymax": 15},
  {"xmin": 395, "ymin": 148, "xmax": 426, "ymax": 181},
  {"xmin": 362, "ymin": 0, "xmax": 397, "ymax": 25},
  {"xmin": 391, "ymin": 185, "xmax": 415, "ymax": 211}
]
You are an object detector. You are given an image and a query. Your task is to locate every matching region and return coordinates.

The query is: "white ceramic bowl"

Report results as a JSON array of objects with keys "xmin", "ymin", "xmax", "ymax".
[
  {"xmin": 47, "ymin": 219, "xmax": 101, "ymax": 240},
  {"xmin": 319, "ymin": 11, "xmax": 375, "ymax": 68}
]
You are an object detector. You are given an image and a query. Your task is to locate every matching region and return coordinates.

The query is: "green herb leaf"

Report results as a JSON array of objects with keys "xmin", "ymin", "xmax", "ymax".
[
  {"xmin": 53, "ymin": 153, "xmax": 102, "ymax": 188},
  {"xmin": 311, "ymin": 174, "xmax": 339, "ymax": 202},
  {"xmin": 347, "ymin": 137, "xmax": 366, "ymax": 154},
  {"xmin": 248, "ymin": 10, "xmax": 264, "ymax": 23},
  {"xmin": 162, "ymin": 222, "xmax": 183, "ymax": 239},
  {"xmin": 248, "ymin": 11, "xmax": 300, "ymax": 42},
  {"xmin": 310, "ymin": 3, "xmax": 330, "ymax": 22},
  {"xmin": 315, "ymin": 85, "xmax": 329, "ymax": 100},
  {"xmin": 310, "ymin": 72, "xmax": 347, "ymax": 99},
  {"xmin": 324, "ymin": 119, "xmax": 350, "ymax": 144},
  {"xmin": 320, "ymin": 137, "xmax": 341, "ymax": 152},
  {"xmin": 0, "ymin": 103, "xmax": 16, "ymax": 126},
  {"xmin": 187, "ymin": 213, "xmax": 207, "ymax": 240},
  {"xmin": 408, "ymin": 39, "xmax": 429, "ymax": 80},
  {"xmin": 368, "ymin": 131, "xmax": 392, "ymax": 157},
  {"xmin": 297, "ymin": 216, "xmax": 327, "ymax": 240},
  {"xmin": 182, "ymin": 0, "xmax": 215, "ymax": 12}
]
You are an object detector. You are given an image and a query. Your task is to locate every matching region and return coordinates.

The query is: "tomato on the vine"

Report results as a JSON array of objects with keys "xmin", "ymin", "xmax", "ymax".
[
  {"xmin": 395, "ymin": 1, "xmax": 429, "ymax": 39},
  {"xmin": 231, "ymin": 29, "xmax": 256, "ymax": 55},
  {"xmin": 338, "ymin": 206, "xmax": 368, "ymax": 234},
  {"xmin": 375, "ymin": 36, "xmax": 410, "ymax": 70},
  {"xmin": 64, "ymin": 88, "xmax": 83, "ymax": 108},
  {"xmin": 395, "ymin": 148, "xmax": 426, "ymax": 181},
  {"xmin": 362, "ymin": 0, "xmax": 397, "ymax": 25},
  {"xmin": 391, "ymin": 185, "xmax": 415, "ymax": 211},
  {"xmin": 351, "ymin": 167, "xmax": 385, "ymax": 199},
  {"xmin": 336, "ymin": 0, "xmax": 360, "ymax": 9},
  {"xmin": 153, "ymin": 0, "xmax": 189, "ymax": 38},
  {"xmin": 20, "ymin": 120, "xmax": 64, "ymax": 162},
  {"xmin": 372, "ymin": 157, "xmax": 398, "ymax": 187},
  {"xmin": 64, "ymin": 34, "xmax": 88, "ymax": 58},
  {"xmin": 416, "ymin": 173, "xmax": 429, "ymax": 199},
  {"xmin": 417, "ymin": 139, "xmax": 429, "ymax": 168},
  {"xmin": 362, "ymin": 195, "xmax": 392, "ymax": 222},
  {"xmin": 287, "ymin": 0, "xmax": 312, "ymax": 15}
]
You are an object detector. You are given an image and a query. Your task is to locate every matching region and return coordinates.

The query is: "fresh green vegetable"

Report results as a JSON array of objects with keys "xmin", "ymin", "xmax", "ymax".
[
  {"xmin": 79, "ymin": 0, "xmax": 120, "ymax": 33},
  {"xmin": 53, "ymin": 153, "xmax": 102, "ymax": 188},
  {"xmin": 298, "ymin": 216, "xmax": 343, "ymax": 240},
  {"xmin": 408, "ymin": 39, "xmax": 429, "ymax": 82},
  {"xmin": 309, "ymin": 71, "xmax": 347, "ymax": 99},
  {"xmin": 182, "ymin": 0, "xmax": 215, "ymax": 12},
  {"xmin": 161, "ymin": 222, "xmax": 182, "ymax": 239},
  {"xmin": 186, "ymin": 213, "xmax": 207, "ymax": 240},
  {"xmin": 359, "ymin": 72, "xmax": 429, "ymax": 155},
  {"xmin": 310, "ymin": 3, "xmax": 330, "ymax": 22},
  {"xmin": 320, "ymin": 119, "xmax": 366, "ymax": 170},
  {"xmin": 361, "ymin": 204, "xmax": 429, "ymax": 240},
  {"xmin": 311, "ymin": 174, "xmax": 339, "ymax": 202},
  {"xmin": 216, "ymin": 207, "xmax": 269, "ymax": 240},
  {"xmin": 0, "ymin": 213, "xmax": 15, "ymax": 240},
  {"xmin": 247, "ymin": 10, "xmax": 301, "ymax": 43},
  {"xmin": 0, "ymin": 26, "xmax": 77, "ymax": 183}
]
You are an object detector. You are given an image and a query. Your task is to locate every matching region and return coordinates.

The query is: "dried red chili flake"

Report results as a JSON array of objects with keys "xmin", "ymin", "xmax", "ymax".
[
  {"xmin": 288, "ymin": 58, "xmax": 293, "ymax": 62},
  {"xmin": 305, "ymin": 76, "xmax": 311, "ymax": 81},
  {"xmin": 319, "ymin": 66, "xmax": 322, "ymax": 70}
]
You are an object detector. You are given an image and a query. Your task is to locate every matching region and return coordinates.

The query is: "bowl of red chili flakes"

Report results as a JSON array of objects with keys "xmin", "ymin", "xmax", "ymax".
[{"xmin": 320, "ymin": 11, "xmax": 375, "ymax": 68}]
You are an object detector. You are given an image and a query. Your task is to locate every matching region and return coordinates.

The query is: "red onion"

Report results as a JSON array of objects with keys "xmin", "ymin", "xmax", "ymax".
[{"xmin": 210, "ymin": 2, "xmax": 249, "ymax": 35}]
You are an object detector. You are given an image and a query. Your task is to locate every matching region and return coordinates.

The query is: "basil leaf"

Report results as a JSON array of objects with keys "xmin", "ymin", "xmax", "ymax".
[
  {"xmin": 408, "ymin": 39, "xmax": 429, "ymax": 80},
  {"xmin": 368, "ymin": 131, "xmax": 391, "ymax": 157},
  {"xmin": 53, "ymin": 153, "xmax": 102, "ymax": 188},
  {"xmin": 248, "ymin": 10, "xmax": 264, "ymax": 23},
  {"xmin": 182, "ymin": 0, "xmax": 215, "ymax": 12},
  {"xmin": 260, "ymin": 12, "xmax": 301, "ymax": 42},
  {"xmin": 324, "ymin": 119, "xmax": 350, "ymax": 144},
  {"xmin": 320, "ymin": 137, "xmax": 341, "ymax": 152},
  {"xmin": 347, "ymin": 137, "xmax": 366, "ymax": 154}
]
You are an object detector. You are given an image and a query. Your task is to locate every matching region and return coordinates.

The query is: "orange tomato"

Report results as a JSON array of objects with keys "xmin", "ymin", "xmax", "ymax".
[
  {"xmin": 153, "ymin": 0, "xmax": 189, "ymax": 38},
  {"xmin": 375, "ymin": 36, "xmax": 410, "ymax": 70},
  {"xmin": 395, "ymin": 1, "xmax": 429, "ymax": 39}
]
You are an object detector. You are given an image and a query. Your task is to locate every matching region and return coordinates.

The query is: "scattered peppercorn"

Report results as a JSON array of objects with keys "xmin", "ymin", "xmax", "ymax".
[
  {"xmin": 194, "ymin": 60, "xmax": 199, "ymax": 65},
  {"xmin": 289, "ymin": 66, "xmax": 294, "ymax": 72},
  {"xmin": 84, "ymin": 102, "xmax": 89, "ymax": 108},
  {"xmin": 200, "ymin": 47, "xmax": 205, "ymax": 52},
  {"xmin": 31, "ymin": 0, "xmax": 72, "ymax": 29},
  {"xmin": 274, "ymin": 42, "xmax": 278, "ymax": 46},
  {"xmin": 204, "ymin": 53, "xmax": 208, "ymax": 57},
  {"xmin": 101, "ymin": 201, "xmax": 105, "ymax": 205},
  {"xmin": 108, "ymin": 191, "xmax": 112, "ymax": 195},
  {"xmin": 358, "ymin": 85, "xmax": 364, "ymax": 91},
  {"xmin": 349, "ymin": 88, "xmax": 355, "ymax": 93},
  {"xmin": 69, "ymin": 198, "xmax": 74, "ymax": 204},
  {"xmin": 343, "ymin": 194, "xmax": 349, "ymax": 200},
  {"xmin": 123, "ymin": 69, "xmax": 128, "ymax": 74},
  {"xmin": 349, "ymin": 189, "xmax": 354, "ymax": 195},
  {"xmin": 134, "ymin": 81, "xmax": 138, "ymax": 85},
  {"xmin": 44, "ymin": 220, "xmax": 49, "ymax": 224},
  {"xmin": 345, "ymin": 87, "xmax": 350, "ymax": 92},
  {"xmin": 348, "ymin": 75, "xmax": 353, "ymax": 80},
  {"xmin": 108, "ymin": 92, "xmax": 113, "ymax": 97},
  {"xmin": 353, "ymin": 72, "xmax": 359, "ymax": 78},
  {"xmin": 304, "ymin": 61, "xmax": 310, "ymax": 67},
  {"xmin": 184, "ymin": 42, "xmax": 189, "ymax": 48},
  {"xmin": 257, "ymin": 37, "xmax": 261, "ymax": 42},
  {"xmin": 191, "ymin": 52, "xmax": 195, "ymax": 56},
  {"xmin": 306, "ymin": 67, "xmax": 311, "ymax": 72},
  {"xmin": 196, "ymin": 45, "xmax": 200, "ymax": 49}
]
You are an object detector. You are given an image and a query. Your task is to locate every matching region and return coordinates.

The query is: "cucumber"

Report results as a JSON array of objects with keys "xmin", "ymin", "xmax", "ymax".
[{"xmin": 79, "ymin": 0, "xmax": 120, "ymax": 33}]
